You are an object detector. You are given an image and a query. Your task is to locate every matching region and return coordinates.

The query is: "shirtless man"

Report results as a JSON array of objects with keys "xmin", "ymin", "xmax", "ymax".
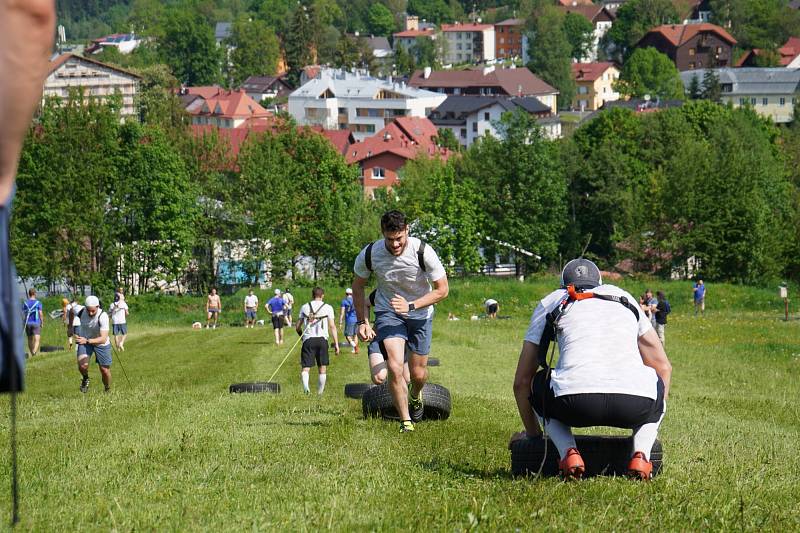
[{"xmin": 206, "ymin": 288, "xmax": 222, "ymax": 329}]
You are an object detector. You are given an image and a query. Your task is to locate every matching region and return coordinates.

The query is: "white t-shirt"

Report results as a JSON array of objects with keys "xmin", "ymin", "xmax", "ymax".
[
  {"xmin": 298, "ymin": 301, "xmax": 335, "ymax": 341},
  {"xmin": 283, "ymin": 292, "xmax": 294, "ymax": 308},
  {"xmin": 485, "ymin": 298, "xmax": 498, "ymax": 308},
  {"xmin": 78, "ymin": 309, "xmax": 111, "ymax": 347},
  {"xmin": 524, "ymin": 284, "xmax": 657, "ymax": 399},
  {"xmin": 244, "ymin": 295, "xmax": 259, "ymax": 308},
  {"xmin": 109, "ymin": 301, "xmax": 128, "ymax": 324},
  {"xmin": 70, "ymin": 303, "xmax": 84, "ymax": 327},
  {"xmin": 353, "ymin": 237, "xmax": 446, "ymax": 320}
]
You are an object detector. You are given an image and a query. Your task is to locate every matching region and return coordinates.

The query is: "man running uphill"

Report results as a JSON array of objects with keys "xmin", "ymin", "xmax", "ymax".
[
  {"xmin": 510, "ymin": 258, "xmax": 672, "ymax": 479},
  {"xmin": 353, "ymin": 210, "xmax": 449, "ymax": 434},
  {"xmin": 75, "ymin": 296, "xmax": 113, "ymax": 393}
]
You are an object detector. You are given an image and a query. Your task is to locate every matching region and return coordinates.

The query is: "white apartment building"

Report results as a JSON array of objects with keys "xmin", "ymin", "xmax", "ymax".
[
  {"xmin": 440, "ymin": 23, "xmax": 496, "ymax": 65},
  {"xmin": 288, "ymin": 68, "xmax": 447, "ymax": 141},
  {"xmin": 44, "ymin": 53, "xmax": 140, "ymax": 117},
  {"xmin": 681, "ymin": 68, "xmax": 800, "ymax": 123}
]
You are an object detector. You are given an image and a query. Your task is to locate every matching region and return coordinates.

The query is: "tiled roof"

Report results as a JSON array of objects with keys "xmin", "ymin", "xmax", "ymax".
[
  {"xmin": 556, "ymin": 4, "xmax": 613, "ymax": 21},
  {"xmin": 48, "ymin": 53, "xmax": 141, "ymax": 78},
  {"xmin": 393, "ymin": 28, "xmax": 436, "ymax": 38},
  {"xmin": 186, "ymin": 88, "xmax": 271, "ymax": 120},
  {"xmin": 495, "ymin": 18, "xmax": 526, "ymax": 26},
  {"xmin": 736, "ymin": 37, "xmax": 800, "ymax": 67},
  {"xmin": 432, "ymin": 95, "xmax": 549, "ymax": 116},
  {"xmin": 346, "ymin": 116, "xmax": 451, "ymax": 165},
  {"xmin": 408, "ymin": 67, "xmax": 557, "ymax": 96},
  {"xmin": 680, "ymin": 67, "xmax": 800, "ymax": 94},
  {"xmin": 643, "ymin": 23, "xmax": 737, "ymax": 47},
  {"xmin": 292, "ymin": 68, "xmax": 445, "ymax": 100},
  {"xmin": 572, "ymin": 62, "xmax": 618, "ymax": 82},
  {"xmin": 309, "ymin": 126, "xmax": 355, "ymax": 155},
  {"xmin": 440, "ymin": 23, "xmax": 493, "ymax": 32}
]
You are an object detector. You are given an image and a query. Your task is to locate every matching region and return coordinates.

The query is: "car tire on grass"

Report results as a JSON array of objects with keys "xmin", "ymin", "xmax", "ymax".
[
  {"xmin": 344, "ymin": 383, "xmax": 375, "ymax": 399},
  {"xmin": 40, "ymin": 345, "xmax": 64, "ymax": 353},
  {"xmin": 229, "ymin": 382, "xmax": 281, "ymax": 394},
  {"xmin": 362, "ymin": 383, "xmax": 451, "ymax": 421},
  {"xmin": 510, "ymin": 435, "xmax": 663, "ymax": 478}
]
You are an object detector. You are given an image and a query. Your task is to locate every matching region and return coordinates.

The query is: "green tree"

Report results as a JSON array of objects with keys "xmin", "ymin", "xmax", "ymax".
[
  {"xmin": 615, "ymin": 47, "xmax": 684, "ymax": 100},
  {"xmin": 114, "ymin": 123, "xmax": 198, "ymax": 293},
  {"xmin": 604, "ymin": 0, "xmax": 680, "ymax": 60},
  {"xmin": 255, "ymin": 0, "xmax": 296, "ymax": 36},
  {"xmin": 710, "ymin": 0, "xmax": 800, "ymax": 49},
  {"xmin": 396, "ymin": 157, "xmax": 482, "ymax": 272},
  {"xmin": 528, "ymin": 8, "xmax": 575, "ymax": 110},
  {"xmin": 226, "ymin": 18, "xmax": 281, "ymax": 86},
  {"xmin": 433, "ymin": 128, "xmax": 462, "ymax": 152},
  {"xmin": 394, "ymin": 44, "xmax": 416, "ymax": 76},
  {"xmin": 160, "ymin": 8, "xmax": 222, "ymax": 85},
  {"xmin": 368, "ymin": 3, "xmax": 396, "ymax": 36},
  {"xmin": 687, "ymin": 72, "xmax": 702, "ymax": 99},
  {"xmin": 411, "ymin": 36, "xmax": 444, "ymax": 69},
  {"xmin": 284, "ymin": 3, "xmax": 316, "ymax": 86},
  {"xmin": 563, "ymin": 12, "xmax": 594, "ymax": 61},
  {"xmin": 461, "ymin": 109, "xmax": 567, "ymax": 272},
  {"xmin": 700, "ymin": 68, "xmax": 721, "ymax": 103},
  {"xmin": 407, "ymin": 0, "xmax": 455, "ymax": 23}
]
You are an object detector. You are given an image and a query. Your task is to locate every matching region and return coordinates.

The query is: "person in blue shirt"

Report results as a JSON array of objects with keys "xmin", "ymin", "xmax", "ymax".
[
  {"xmin": 339, "ymin": 288, "xmax": 359, "ymax": 354},
  {"xmin": 266, "ymin": 288, "xmax": 286, "ymax": 345},
  {"xmin": 21, "ymin": 288, "xmax": 44, "ymax": 357},
  {"xmin": 693, "ymin": 279, "xmax": 705, "ymax": 316}
]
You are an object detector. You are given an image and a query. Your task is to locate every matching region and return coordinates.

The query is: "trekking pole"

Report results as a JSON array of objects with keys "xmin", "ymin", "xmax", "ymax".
[
  {"xmin": 110, "ymin": 344, "xmax": 132, "ymax": 387},
  {"xmin": 9, "ymin": 356, "xmax": 20, "ymax": 526}
]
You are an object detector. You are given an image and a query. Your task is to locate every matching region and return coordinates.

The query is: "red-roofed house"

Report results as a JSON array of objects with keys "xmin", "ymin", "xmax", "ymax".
[
  {"xmin": 440, "ymin": 23, "xmax": 496, "ymax": 64},
  {"xmin": 556, "ymin": 5, "xmax": 615, "ymax": 61},
  {"xmin": 556, "ymin": 0, "xmax": 594, "ymax": 5},
  {"xmin": 346, "ymin": 116, "xmax": 452, "ymax": 196},
  {"xmin": 735, "ymin": 37, "xmax": 800, "ymax": 68},
  {"xmin": 184, "ymin": 88, "xmax": 271, "ymax": 128},
  {"xmin": 636, "ymin": 23, "xmax": 737, "ymax": 71},
  {"xmin": 572, "ymin": 62, "xmax": 621, "ymax": 111},
  {"xmin": 393, "ymin": 16, "xmax": 437, "ymax": 54},
  {"xmin": 408, "ymin": 66, "xmax": 559, "ymax": 113}
]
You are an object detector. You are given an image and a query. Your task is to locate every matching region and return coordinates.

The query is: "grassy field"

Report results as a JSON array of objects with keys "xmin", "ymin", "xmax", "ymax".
[{"xmin": 2, "ymin": 277, "xmax": 799, "ymax": 531}]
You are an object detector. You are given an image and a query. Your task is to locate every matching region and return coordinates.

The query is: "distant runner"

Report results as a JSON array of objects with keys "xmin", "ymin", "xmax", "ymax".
[
  {"xmin": 267, "ymin": 288, "xmax": 286, "ymax": 345},
  {"xmin": 339, "ymin": 288, "xmax": 359, "ymax": 353},
  {"xmin": 296, "ymin": 287, "xmax": 339, "ymax": 394},
  {"xmin": 206, "ymin": 288, "xmax": 221, "ymax": 329},
  {"xmin": 75, "ymin": 295, "xmax": 112, "ymax": 393},
  {"xmin": 22, "ymin": 288, "xmax": 43, "ymax": 357}
]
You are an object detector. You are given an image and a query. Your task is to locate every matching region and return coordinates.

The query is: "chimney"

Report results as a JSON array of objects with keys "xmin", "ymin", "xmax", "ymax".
[{"xmin": 423, "ymin": 66, "xmax": 432, "ymax": 79}]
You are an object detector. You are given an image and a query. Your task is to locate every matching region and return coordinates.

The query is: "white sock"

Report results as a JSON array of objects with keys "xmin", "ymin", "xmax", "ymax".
[
  {"xmin": 318, "ymin": 373, "xmax": 327, "ymax": 394},
  {"xmin": 301, "ymin": 371, "xmax": 310, "ymax": 392},
  {"xmin": 632, "ymin": 404, "xmax": 666, "ymax": 461},
  {"xmin": 538, "ymin": 415, "xmax": 576, "ymax": 459}
]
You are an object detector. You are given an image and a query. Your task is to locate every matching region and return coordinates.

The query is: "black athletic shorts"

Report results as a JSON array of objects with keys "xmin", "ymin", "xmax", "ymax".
[
  {"xmin": 530, "ymin": 369, "xmax": 665, "ymax": 429},
  {"xmin": 301, "ymin": 337, "xmax": 329, "ymax": 368},
  {"xmin": 271, "ymin": 314, "xmax": 284, "ymax": 329}
]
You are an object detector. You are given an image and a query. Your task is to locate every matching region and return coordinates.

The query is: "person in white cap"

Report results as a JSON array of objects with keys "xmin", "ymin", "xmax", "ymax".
[
  {"xmin": 510, "ymin": 258, "xmax": 672, "ymax": 480},
  {"xmin": 338, "ymin": 287, "xmax": 359, "ymax": 354},
  {"xmin": 75, "ymin": 295, "xmax": 112, "ymax": 393},
  {"xmin": 266, "ymin": 288, "xmax": 286, "ymax": 345}
]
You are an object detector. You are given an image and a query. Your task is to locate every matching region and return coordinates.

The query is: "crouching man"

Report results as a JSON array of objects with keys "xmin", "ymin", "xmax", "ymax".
[{"xmin": 510, "ymin": 258, "xmax": 672, "ymax": 480}]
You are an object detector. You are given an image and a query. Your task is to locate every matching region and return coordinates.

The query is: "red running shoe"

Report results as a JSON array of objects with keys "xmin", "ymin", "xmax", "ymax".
[
  {"xmin": 559, "ymin": 447, "xmax": 585, "ymax": 480},
  {"xmin": 627, "ymin": 451, "xmax": 653, "ymax": 480}
]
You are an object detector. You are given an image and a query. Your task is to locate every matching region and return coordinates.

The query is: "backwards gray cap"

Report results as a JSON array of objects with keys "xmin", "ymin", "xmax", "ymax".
[{"xmin": 561, "ymin": 258, "xmax": 602, "ymax": 289}]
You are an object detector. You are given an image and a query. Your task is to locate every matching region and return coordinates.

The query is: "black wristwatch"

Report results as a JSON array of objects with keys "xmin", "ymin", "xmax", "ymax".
[{"xmin": 408, "ymin": 302, "xmax": 416, "ymax": 312}]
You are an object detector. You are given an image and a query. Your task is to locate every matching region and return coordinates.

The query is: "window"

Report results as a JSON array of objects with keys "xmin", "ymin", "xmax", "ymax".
[
  {"xmin": 500, "ymin": 37, "xmax": 505, "ymax": 44},
  {"xmin": 484, "ymin": 112, "xmax": 490, "ymax": 121},
  {"xmin": 460, "ymin": 128, "xmax": 467, "ymax": 138},
  {"xmin": 751, "ymin": 97, "xmax": 757, "ymax": 105},
  {"xmin": 472, "ymin": 122, "xmax": 478, "ymax": 132},
  {"xmin": 739, "ymin": 98, "xmax": 746, "ymax": 105},
  {"xmin": 689, "ymin": 48, "xmax": 695, "ymax": 56},
  {"xmin": 780, "ymin": 97, "xmax": 786, "ymax": 106},
  {"xmin": 762, "ymin": 97, "xmax": 768, "ymax": 106},
  {"xmin": 794, "ymin": 97, "xmax": 798, "ymax": 105},
  {"xmin": 717, "ymin": 47, "xmax": 722, "ymax": 54},
  {"xmin": 457, "ymin": 43, "xmax": 462, "ymax": 50},
  {"xmin": 372, "ymin": 167, "xmax": 386, "ymax": 179}
]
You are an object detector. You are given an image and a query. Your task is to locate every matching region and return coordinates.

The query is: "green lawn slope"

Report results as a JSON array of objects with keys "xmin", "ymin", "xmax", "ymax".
[{"xmin": 3, "ymin": 277, "xmax": 799, "ymax": 530}]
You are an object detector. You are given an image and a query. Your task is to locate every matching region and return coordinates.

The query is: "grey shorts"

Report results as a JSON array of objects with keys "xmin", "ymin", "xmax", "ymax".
[
  {"xmin": 368, "ymin": 338, "xmax": 409, "ymax": 363},
  {"xmin": 25, "ymin": 324, "xmax": 41, "ymax": 337},
  {"xmin": 245, "ymin": 309, "xmax": 257, "ymax": 320},
  {"xmin": 113, "ymin": 324, "xmax": 127, "ymax": 335},
  {"xmin": 344, "ymin": 322, "xmax": 357, "ymax": 337},
  {"xmin": 374, "ymin": 311, "xmax": 433, "ymax": 356},
  {"xmin": 77, "ymin": 343, "xmax": 112, "ymax": 366}
]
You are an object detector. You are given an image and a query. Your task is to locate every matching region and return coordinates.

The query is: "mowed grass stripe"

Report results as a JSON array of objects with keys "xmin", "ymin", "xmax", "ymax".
[{"xmin": 0, "ymin": 279, "xmax": 798, "ymax": 530}]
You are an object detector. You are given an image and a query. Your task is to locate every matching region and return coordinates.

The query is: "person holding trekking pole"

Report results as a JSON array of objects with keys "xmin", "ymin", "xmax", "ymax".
[{"xmin": 296, "ymin": 287, "xmax": 339, "ymax": 394}]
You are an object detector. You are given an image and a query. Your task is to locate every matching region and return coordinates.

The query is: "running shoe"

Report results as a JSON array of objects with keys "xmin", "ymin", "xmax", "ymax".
[
  {"xmin": 626, "ymin": 451, "xmax": 653, "ymax": 480},
  {"xmin": 80, "ymin": 376, "xmax": 89, "ymax": 394},
  {"xmin": 408, "ymin": 383, "xmax": 424, "ymax": 422},
  {"xmin": 559, "ymin": 447, "xmax": 585, "ymax": 480},
  {"xmin": 399, "ymin": 420, "xmax": 415, "ymax": 433}
]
